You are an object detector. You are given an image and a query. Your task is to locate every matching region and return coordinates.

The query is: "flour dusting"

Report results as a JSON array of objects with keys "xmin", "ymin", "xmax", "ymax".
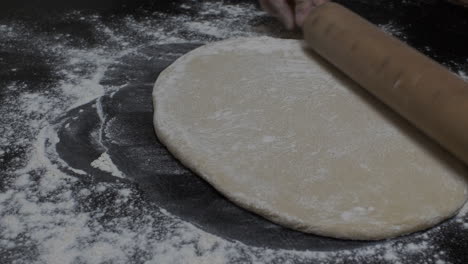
[
  {"xmin": 378, "ymin": 22, "xmax": 407, "ymax": 39},
  {"xmin": 0, "ymin": 1, "xmax": 467, "ymax": 263},
  {"xmin": 459, "ymin": 70, "xmax": 468, "ymax": 81},
  {"xmin": 91, "ymin": 152, "xmax": 125, "ymax": 178}
]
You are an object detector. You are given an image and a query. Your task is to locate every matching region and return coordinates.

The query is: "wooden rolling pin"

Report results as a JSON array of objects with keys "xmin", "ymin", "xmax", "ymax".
[{"xmin": 303, "ymin": 2, "xmax": 468, "ymax": 166}]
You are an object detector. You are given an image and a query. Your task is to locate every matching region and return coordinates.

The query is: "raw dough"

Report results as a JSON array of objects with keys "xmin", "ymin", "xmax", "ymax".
[{"xmin": 152, "ymin": 37, "xmax": 468, "ymax": 240}]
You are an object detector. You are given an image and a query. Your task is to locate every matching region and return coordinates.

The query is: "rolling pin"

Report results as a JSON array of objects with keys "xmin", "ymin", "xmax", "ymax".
[{"xmin": 302, "ymin": 2, "xmax": 468, "ymax": 166}]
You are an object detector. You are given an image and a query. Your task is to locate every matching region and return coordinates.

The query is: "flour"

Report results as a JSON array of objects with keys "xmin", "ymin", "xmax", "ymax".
[
  {"xmin": 0, "ymin": 1, "xmax": 467, "ymax": 263},
  {"xmin": 378, "ymin": 22, "xmax": 407, "ymax": 39},
  {"xmin": 459, "ymin": 70, "xmax": 468, "ymax": 81},
  {"xmin": 91, "ymin": 152, "xmax": 125, "ymax": 178}
]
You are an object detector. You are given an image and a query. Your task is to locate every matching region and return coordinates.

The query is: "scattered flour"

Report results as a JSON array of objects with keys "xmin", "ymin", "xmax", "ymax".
[
  {"xmin": 91, "ymin": 152, "xmax": 125, "ymax": 178},
  {"xmin": 0, "ymin": 1, "xmax": 467, "ymax": 264},
  {"xmin": 459, "ymin": 70, "xmax": 468, "ymax": 81},
  {"xmin": 378, "ymin": 22, "xmax": 407, "ymax": 39}
]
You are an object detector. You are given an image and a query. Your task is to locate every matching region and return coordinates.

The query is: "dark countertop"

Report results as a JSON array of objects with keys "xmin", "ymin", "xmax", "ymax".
[{"xmin": 0, "ymin": 1, "xmax": 467, "ymax": 263}]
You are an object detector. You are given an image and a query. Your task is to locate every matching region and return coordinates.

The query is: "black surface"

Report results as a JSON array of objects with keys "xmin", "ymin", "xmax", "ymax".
[
  {"xmin": 55, "ymin": 43, "xmax": 378, "ymax": 251},
  {"xmin": 1, "ymin": 0, "xmax": 468, "ymax": 262}
]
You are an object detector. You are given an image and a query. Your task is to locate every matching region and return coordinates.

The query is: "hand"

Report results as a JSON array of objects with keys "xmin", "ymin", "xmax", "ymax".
[
  {"xmin": 447, "ymin": 0, "xmax": 468, "ymax": 6},
  {"xmin": 259, "ymin": 0, "xmax": 330, "ymax": 30}
]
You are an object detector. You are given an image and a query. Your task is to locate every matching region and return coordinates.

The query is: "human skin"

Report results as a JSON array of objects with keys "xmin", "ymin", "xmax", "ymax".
[
  {"xmin": 259, "ymin": 0, "xmax": 467, "ymax": 29},
  {"xmin": 449, "ymin": 0, "xmax": 468, "ymax": 6},
  {"xmin": 258, "ymin": 0, "xmax": 330, "ymax": 29}
]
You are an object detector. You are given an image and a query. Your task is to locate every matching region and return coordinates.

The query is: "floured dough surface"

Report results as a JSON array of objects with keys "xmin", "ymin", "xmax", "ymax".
[{"xmin": 152, "ymin": 37, "xmax": 468, "ymax": 240}]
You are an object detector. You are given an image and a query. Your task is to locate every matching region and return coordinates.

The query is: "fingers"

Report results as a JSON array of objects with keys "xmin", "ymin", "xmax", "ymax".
[
  {"xmin": 259, "ymin": 0, "xmax": 295, "ymax": 30},
  {"xmin": 294, "ymin": 0, "xmax": 315, "ymax": 27},
  {"xmin": 295, "ymin": 0, "xmax": 330, "ymax": 27},
  {"xmin": 258, "ymin": 0, "xmax": 330, "ymax": 30}
]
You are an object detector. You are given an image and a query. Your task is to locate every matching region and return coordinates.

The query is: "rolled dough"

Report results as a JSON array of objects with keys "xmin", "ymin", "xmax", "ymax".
[{"xmin": 152, "ymin": 37, "xmax": 468, "ymax": 240}]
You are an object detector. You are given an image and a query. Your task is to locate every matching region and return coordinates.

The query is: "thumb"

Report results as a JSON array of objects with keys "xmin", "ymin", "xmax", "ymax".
[
  {"xmin": 295, "ymin": 0, "xmax": 328, "ymax": 27},
  {"xmin": 259, "ymin": 0, "xmax": 296, "ymax": 30}
]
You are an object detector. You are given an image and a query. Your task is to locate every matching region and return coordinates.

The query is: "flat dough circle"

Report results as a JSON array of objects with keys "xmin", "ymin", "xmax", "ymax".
[{"xmin": 153, "ymin": 37, "xmax": 468, "ymax": 240}]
